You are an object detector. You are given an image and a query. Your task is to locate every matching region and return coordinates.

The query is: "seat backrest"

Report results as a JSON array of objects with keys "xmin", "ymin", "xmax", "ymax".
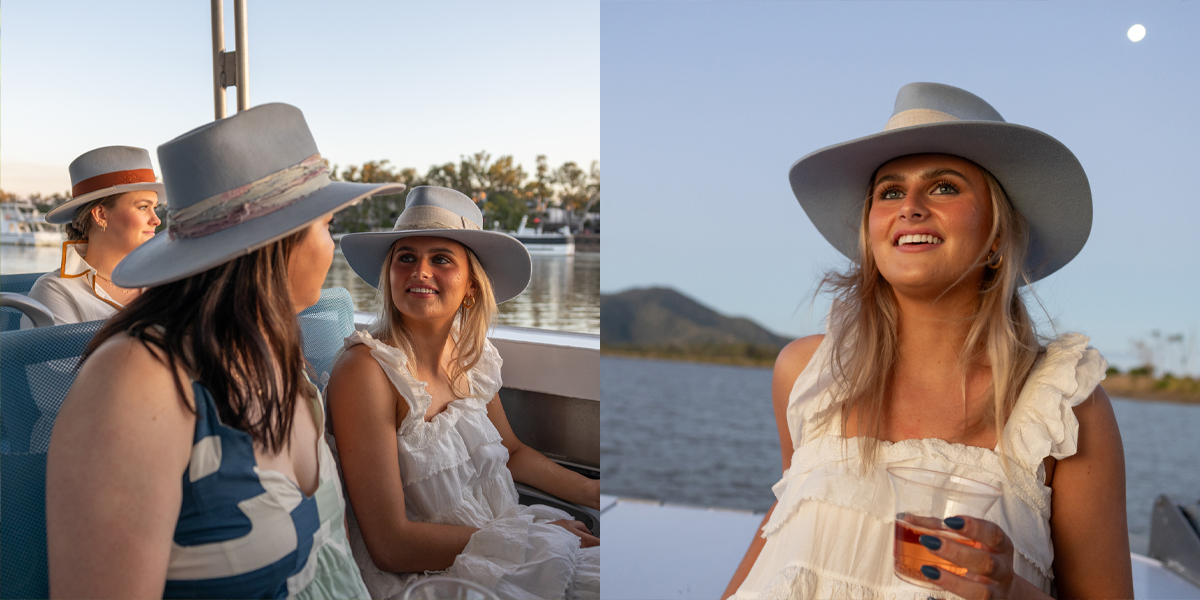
[
  {"xmin": 297, "ymin": 287, "xmax": 356, "ymax": 391},
  {"xmin": 0, "ymin": 319, "xmax": 104, "ymax": 600},
  {"xmin": 0, "ymin": 272, "xmax": 49, "ymax": 332}
]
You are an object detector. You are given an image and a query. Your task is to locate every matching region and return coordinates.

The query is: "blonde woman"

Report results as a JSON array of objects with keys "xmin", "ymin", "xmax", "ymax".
[
  {"xmin": 328, "ymin": 186, "xmax": 600, "ymax": 600},
  {"xmin": 724, "ymin": 83, "xmax": 1131, "ymax": 600},
  {"xmin": 27, "ymin": 146, "xmax": 163, "ymax": 326}
]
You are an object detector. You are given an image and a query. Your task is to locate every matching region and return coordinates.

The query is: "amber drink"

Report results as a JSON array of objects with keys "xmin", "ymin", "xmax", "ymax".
[{"xmin": 887, "ymin": 467, "xmax": 1001, "ymax": 590}]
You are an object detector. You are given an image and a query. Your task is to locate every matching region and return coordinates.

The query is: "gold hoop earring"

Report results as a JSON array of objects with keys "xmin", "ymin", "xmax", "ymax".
[
  {"xmin": 986, "ymin": 252, "xmax": 1003, "ymax": 269},
  {"xmin": 462, "ymin": 296, "xmax": 476, "ymax": 309}
]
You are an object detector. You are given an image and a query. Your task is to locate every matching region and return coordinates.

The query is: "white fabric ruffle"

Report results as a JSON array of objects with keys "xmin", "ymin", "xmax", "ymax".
[
  {"xmin": 735, "ymin": 332, "xmax": 1108, "ymax": 599},
  {"xmin": 335, "ymin": 330, "xmax": 597, "ymax": 599}
]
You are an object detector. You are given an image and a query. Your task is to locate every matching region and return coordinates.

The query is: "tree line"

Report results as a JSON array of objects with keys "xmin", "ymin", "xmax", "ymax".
[
  {"xmin": 329, "ymin": 152, "xmax": 599, "ymax": 233},
  {"xmin": 2, "ymin": 151, "xmax": 600, "ymax": 234}
]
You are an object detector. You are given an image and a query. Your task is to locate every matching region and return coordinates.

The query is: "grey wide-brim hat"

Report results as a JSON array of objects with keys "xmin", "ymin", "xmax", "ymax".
[
  {"xmin": 46, "ymin": 145, "xmax": 166, "ymax": 224},
  {"xmin": 789, "ymin": 82, "xmax": 1091, "ymax": 282},
  {"xmin": 340, "ymin": 186, "xmax": 532, "ymax": 304},
  {"xmin": 113, "ymin": 103, "xmax": 404, "ymax": 288}
]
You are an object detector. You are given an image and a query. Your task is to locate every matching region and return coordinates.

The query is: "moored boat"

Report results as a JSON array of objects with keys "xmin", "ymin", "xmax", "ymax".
[{"xmin": 0, "ymin": 202, "xmax": 63, "ymax": 247}]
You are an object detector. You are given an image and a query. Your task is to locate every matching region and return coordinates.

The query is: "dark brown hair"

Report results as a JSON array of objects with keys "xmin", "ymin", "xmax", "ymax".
[
  {"xmin": 65, "ymin": 194, "xmax": 122, "ymax": 241},
  {"xmin": 83, "ymin": 229, "xmax": 312, "ymax": 452}
]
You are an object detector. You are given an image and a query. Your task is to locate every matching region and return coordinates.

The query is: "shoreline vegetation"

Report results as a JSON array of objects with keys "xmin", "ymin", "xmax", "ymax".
[
  {"xmin": 602, "ymin": 349, "xmax": 1200, "ymax": 404},
  {"xmin": 601, "ymin": 286, "xmax": 1200, "ymax": 404},
  {"xmin": 1, "ymin": 151, "xmax": 601, "ymax": 236}
]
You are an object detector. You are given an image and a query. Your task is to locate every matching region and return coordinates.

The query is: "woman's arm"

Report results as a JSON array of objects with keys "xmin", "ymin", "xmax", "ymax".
[
  {"xmin": 326, "ymin": 345, "xmax": 479, "ymax": 572},
  {"xmin": 1049, "ymin": 385, "xmax": 1134, "ymax": 599},
  {"xmin": 486, "ymin": 393, "xmax": 600, "ymax": 510},
  {"xmin": 46, "ymin": 335, "xmax": 194, "ymax": 599},
  {"xmin": 721, "ymin": 335, "xmax": 824, "ymax": 600},
  {"xmin": 27, "ymin": 277, "xmax": 81, "ymax": 326}
]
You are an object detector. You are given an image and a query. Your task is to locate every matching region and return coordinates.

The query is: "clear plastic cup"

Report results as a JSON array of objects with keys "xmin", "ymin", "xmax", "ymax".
[
  {"xmin": 888, "ymin": 466, "xmax": 1002, "ymax": 589},
  {"xmin": 401, "ymin": 576, "xmax": 499, "ymax": 600}
]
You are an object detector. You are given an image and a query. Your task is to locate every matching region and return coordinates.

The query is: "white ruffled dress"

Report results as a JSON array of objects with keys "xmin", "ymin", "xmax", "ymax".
[
  {"xmin": 329, "ymin": 330, "xmax": 600, "ymax": 600},
  {"xmin": 732, "ymin": 333, "xmax": 1107, "ymax": 600}
]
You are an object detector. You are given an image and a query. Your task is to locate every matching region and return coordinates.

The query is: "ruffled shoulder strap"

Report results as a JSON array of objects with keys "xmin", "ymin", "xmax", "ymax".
[
  {"xmin": 344, "ymin": 330, "xmax": 431, "ymax": 433},
  {"xmin": 783, "ymin": 334, "xmax": 840, "ymax": 448},
  {"xmin": 464, "ymin": 338, "xmax": 504, "ymax": 402},
  {"xmin": 1002, "ymin": 332, "xmax": 1108, "ymax": 475}
]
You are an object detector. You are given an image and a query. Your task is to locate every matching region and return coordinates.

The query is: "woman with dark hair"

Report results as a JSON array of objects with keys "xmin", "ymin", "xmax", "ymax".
[
  {"xmin": 723, "ymin": 83, "xmax": 1132, "ymax": 600},
  {"xmin": 45, "ymin": 104, "xmax": 405, "ymax": 599},
  {"xmin": 326, "ymin": 186, "xmax": 600, "ymax": 599},
  {"xmin": 26, "ymin": 146, "xmax": 163, "ymax": 326}
]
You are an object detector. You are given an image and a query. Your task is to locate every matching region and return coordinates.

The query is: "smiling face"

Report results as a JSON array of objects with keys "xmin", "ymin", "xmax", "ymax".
[
  {"xmin": 387, "ymin": 236, "xmax": 476, "ymax": 326},
  {"xmin": 90, "ymin": 190, "xmax": 161, "ymax": 254},
  {"xmin": 867, "ymin": 154, "xmax": 998, "ymax": 297}
]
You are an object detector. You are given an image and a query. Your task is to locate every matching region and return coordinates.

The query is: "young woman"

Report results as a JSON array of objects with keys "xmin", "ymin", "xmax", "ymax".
[
  {"xmin": 28, "ymin": 146, "xmax": 163, "ymax": 325},
  {"xmin": 45, "ymin": 104, "xmax": 405, "ymax": 599},
  {"xmin": 328, "ymin": 186, "xmax": 600, "ymax": 599},
  {"xmin": 723, "ymin": 83, "xmax": 1132, "ymax": 600}
]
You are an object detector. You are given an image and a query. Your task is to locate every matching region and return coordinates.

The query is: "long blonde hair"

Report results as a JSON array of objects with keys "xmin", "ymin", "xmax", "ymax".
[
  {"xmin": 816, "ymin": 166, "xmax": 1040, "ymax": 468},
  {"xmin": 370, "ymin": 241, "xmax": 498, "ymax": 398}
]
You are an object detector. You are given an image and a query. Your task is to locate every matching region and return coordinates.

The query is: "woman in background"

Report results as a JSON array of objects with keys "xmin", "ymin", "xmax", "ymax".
[
  {"xmin": 724, "ymin": 83, "xmax": 1131, "ymax": 600},
  {"xmin": 30, "ymin": 146, "xmax": 163, "ymax": 325}
]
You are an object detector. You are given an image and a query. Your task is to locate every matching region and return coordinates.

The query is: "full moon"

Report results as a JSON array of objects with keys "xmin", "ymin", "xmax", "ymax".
[{"xmin": 1128, "ymin": 24, "xmax": 1146, "ymax": 42}]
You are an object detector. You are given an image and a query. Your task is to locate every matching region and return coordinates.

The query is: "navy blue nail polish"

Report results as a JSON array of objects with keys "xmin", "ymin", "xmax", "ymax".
[
  {"xmin": 921, "ymin": 565, "xmax": 941, "ymax": 580},
  {"xmin": 919, "ymin": 534, "xmax": 942, "ymax": 550},
  {"xmin": 943, "ymin": 516, "xmax": 965, "ymax": 530}
]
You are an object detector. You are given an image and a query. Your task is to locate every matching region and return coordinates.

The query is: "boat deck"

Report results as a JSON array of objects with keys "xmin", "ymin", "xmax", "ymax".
[{"xmin": 599, "ymin": 496, "xmax": 1200, "ymax": 600}]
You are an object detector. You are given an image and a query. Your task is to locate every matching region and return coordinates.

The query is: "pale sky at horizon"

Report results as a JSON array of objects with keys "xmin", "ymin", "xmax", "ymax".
[
  {"xmin": 601, "ymin": 1, "xmax": 1200, "ymax": 371},
  {"xmin": 1, "ymin": 1, "xmax": 599, "ymax": 196}
]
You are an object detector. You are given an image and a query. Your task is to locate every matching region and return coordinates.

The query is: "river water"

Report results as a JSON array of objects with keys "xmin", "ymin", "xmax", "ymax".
[
  {"xmin": 601, "ymin": 356, "xmax": 1200, "ymax": 555},
  {"xmin": 1, "ymin": 244, "xmax": 599, "ymax": 335}
]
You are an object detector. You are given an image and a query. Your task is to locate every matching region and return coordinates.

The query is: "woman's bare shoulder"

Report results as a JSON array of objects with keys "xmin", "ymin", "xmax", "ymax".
[
  {"xmin": 774, "ymin": 335, "xmax": 825, "ymax": 385},
  {"xmin": 327, "ymin": 340, "xmax": 403, "ymax": 416}
]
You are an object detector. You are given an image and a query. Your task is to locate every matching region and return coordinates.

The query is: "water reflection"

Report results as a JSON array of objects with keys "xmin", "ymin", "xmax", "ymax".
[
  {"xmin": 323, "ymin": 250, "xmax": 599, "ymax": 335},
  {"xmin": 2, "ymin": 245, "xmax": 600, "ymax": 335}
]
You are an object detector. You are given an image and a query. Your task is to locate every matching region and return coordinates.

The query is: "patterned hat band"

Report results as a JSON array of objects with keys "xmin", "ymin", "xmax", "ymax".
[
  {"xmin": 392, "ymin": 205, "xmax": 482, "ymax": 232},
  {"xmin": 167, "ymin": 154, "xmax": 330, "ymax": 240}
]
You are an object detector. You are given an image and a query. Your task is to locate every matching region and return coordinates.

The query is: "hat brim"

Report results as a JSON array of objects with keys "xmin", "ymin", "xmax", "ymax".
[
  {"xmin": 789, "ymin": 120, "xmax": 1091, "ymax": 282},
  {"xmin": 112, "ymin": 182, "xmax": 405, "ymax": 288},
  {"xmin": 44, "ymin": 182, "xmax": 167, "ymax": 224},
  {"xmin": 340, "ymin": 228, "xmax": 532, "ymax": 304}
]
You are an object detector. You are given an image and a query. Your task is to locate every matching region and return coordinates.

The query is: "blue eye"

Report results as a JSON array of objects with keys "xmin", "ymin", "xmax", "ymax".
[
  {"xmin": 879, "ymin": 187, "xmax": 904, "ymax": 200},
  {"xmin": 931, "ymin": 180, "xmax": 960, "ymax": 194}
]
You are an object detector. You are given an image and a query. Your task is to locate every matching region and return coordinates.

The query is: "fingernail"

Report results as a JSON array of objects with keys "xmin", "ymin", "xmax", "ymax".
[
  {"xmin": 897, "ymin": 512, "xmax": 906, "ymax": 519},
  {"xmin": 943, "ymin": 516, "xmax": 965, "ymax": 530},
  {"xmin": 921, "ymin": 565, "xmax": 941, "ymax": 580},
  {"xmin": 919, "ymin": 534, "xmax": 942, "ymax": 550}
]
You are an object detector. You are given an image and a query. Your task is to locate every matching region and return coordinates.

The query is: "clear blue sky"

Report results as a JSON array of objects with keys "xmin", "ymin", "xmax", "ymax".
[
  {"xmin": 601, "ymin": 1, "xmax": 1200, "ymax": 371},
  {"xmin": 1, "ymin": 1, "xmax": 598, "ymax": 196}
]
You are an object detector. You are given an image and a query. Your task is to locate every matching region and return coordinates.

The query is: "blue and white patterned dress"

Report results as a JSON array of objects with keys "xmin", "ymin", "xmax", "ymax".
[{"xmin": 165, "ymin": 378, "xmax": 368, "ymax": 599}]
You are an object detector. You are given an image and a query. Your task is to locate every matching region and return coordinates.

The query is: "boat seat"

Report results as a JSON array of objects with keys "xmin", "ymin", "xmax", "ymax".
[
  {"xmin": 0, "ymin": 319, "xmax": 105, "ymax": 600},
  {"xmin": 0, "ymin": 272, "xmax": 49, "ymax": 332},
  {"xmin": 298, "ymin": 287, "xmax": 357, "ymax": 393},
  {"xmin": 1, "ymin": 292, "xmax": 56, "ymax": 331}
]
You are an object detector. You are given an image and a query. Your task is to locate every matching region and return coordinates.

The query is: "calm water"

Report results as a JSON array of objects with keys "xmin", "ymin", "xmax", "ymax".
[
  {"xmin": 1, "ymin": 244, "xmax": 599, "ymax": 335},
  {"xmin": 601, "ymin": 356, "xmax": 1200, "ymax": 555}
]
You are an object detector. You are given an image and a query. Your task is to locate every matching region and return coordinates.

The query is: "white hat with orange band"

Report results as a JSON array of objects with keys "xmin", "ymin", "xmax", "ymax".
[{"xmin": 45, "ymin": 145, "xmax": 166, "ymax": 224}]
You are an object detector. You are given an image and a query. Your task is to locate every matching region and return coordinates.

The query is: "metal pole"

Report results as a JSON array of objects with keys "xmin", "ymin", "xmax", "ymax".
[
  {"xmin": 234, "ymin": 0, "xmax": 249, "ymax": 112},
  {"xmin": 211, "ymin": 0, "xmax": 226, "ymax": 120}
]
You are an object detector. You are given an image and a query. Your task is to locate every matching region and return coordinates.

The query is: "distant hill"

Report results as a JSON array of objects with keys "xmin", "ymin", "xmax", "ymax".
[{"xmin": 601, "ymin": 287, "xmax": 793, "ymax": 365}]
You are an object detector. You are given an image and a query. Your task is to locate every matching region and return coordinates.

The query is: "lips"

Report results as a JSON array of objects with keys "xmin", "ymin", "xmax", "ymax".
[{"xmin": 407, "ymin": 286, "xmax": 438, "ymax": 295}]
